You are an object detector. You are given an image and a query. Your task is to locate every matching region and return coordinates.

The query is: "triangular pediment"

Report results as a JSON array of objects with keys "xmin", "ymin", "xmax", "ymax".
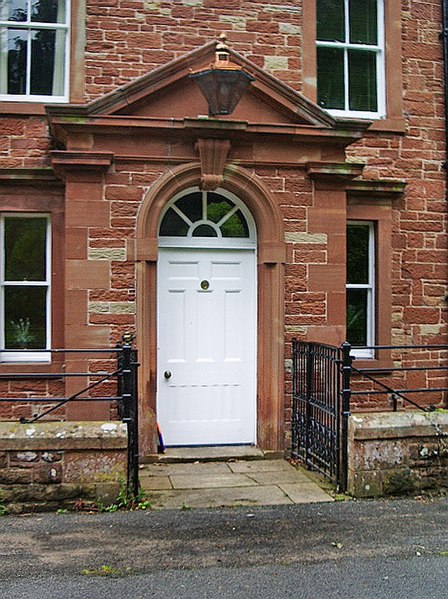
[{"xmin": 48, "ymin": 41, "xmax": 342, "ymax": 129}]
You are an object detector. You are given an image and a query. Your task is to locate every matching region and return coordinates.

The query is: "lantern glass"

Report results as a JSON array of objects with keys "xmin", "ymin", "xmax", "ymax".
[{"xmin": 190, "ymin": 69, "xmax": 255, "ymax": 116}]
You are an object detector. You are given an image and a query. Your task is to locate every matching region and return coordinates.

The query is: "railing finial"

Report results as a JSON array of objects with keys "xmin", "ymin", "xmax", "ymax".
[{"xmin": 122, "ymin": 331, "xmax": 134, "ymax": 345}]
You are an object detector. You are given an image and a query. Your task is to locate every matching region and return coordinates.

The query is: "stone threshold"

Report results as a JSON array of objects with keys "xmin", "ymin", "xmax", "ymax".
[{"xmin": 141, "ymin": 445, "xmax": 284, "ymax": 464}]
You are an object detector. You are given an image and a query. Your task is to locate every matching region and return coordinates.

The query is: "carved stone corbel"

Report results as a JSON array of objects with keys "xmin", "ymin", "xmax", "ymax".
[{"xmin": 195, "ymin": 138, "xmax": 231, "ymax": 191}]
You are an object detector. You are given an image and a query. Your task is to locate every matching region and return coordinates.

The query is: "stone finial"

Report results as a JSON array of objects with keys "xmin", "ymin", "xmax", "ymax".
[{"xmin": 215, "ymin": 33, "xmax": 230, "ymax": 66}]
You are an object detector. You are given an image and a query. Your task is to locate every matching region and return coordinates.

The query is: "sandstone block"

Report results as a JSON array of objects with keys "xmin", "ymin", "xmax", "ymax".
[
  {"xmin": 0, "ymin": 469, "xmax": 32, "ymax": 484},
  {"xmin": 0, "ymin": 452, "xmax": 7, "ymax": 468},
  {"xmin": 34, "ymin": 464, "xmax": 63, "ymax": 485}
]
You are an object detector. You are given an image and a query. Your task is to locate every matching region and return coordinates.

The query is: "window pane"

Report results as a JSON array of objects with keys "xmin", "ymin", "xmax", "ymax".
[
  {"xmin": 31, "ymin": 0, "xmax": 65, "ymax": 23},
  {"xmin": 5, "ymin": 217, "xmax": 47, "ymax": 281},
  {"xmin": 2, "ymin": 0, "xmax": 27, "ymax": 21},
  {"xmin": 159, "ymin": 208, "xmax": 189, "ymax": 236},
  {"xmin": 175, "ymin": 192, "xmax": 202, "ymax": 224},
  {"xmin": 347, "ymin": 288, "xmax": 368, "ymax": 346},
  {"xmin": 7, "ymin": 29, "xmax": 27, "ymax": 94},
  {"xmin": 221, "ymin": 210, "xmax": 249, "ymax": 238},
  {"xmin": 207, "ymin": 193, "xmax": 234, "ymax": 224},
  {"xmin": 317, "ymin": 47, "xmax": 345, "ymax": 110},
  {"xmin": 4, "ymin": 286, "xmax": 47, "ymax": 348},
  {"xmin": 349, "ymin": 0, "xmax": 377, "ymax": 45},
  {"xmin": 347, "ymin": 224, "xmax": 370, "ymax": 284},
  {"xmin": 31, "ymin": 28, "xmax": 64, "ymax": 95},
  {"xmin": 316, "ymin": 0, "xmax": 345, "ymax": 42},
  {"xmin": 348, "ymin": 50, "xmax": 377, "ymax": 112},
  {"xmin": 192, "ymin": 224, "xmax": 217, "ymax": 237}
]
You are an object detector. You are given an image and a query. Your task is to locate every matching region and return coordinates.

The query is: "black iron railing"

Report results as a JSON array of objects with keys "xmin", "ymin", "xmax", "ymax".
[
  {"xmin": 0, "ymin": 342, "xmax": 140, "ymax": 499},
  {"xmin": 346, "ymin": 343, "xmax": 448, "ymax": 413}
]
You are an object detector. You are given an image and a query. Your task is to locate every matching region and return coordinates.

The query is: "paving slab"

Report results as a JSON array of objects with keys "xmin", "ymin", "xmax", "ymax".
[
  {"xmin": 148, "ymin": 485, "xmax": 294, "ymax": 509},
  {"xmin": 141, "ymin": 462, "xmax": 231, "ymax": 476},
  {"xmin": 170, "ymin": 473, "xmax": 256, "ymax": 489},
  {"xmin": 244, "ymin": 470, "xmax": 311, "ymax": 485},
  {"xmin": 227, "ymin": 460, "xmax": 294, "ymax": 474},
  {"xmin": 139, "ymin": 475, "xmax": 172, "ymax": 491},
  {"xmin": 139, "ymin": 457, "xmax": 334, "ymax": 509},
  {"xmin": 279, "ymin": 482, "xmax": 334, "ymax": 504}
]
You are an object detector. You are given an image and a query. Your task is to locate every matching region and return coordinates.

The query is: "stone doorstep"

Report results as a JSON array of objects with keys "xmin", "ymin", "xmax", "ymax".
[{"xmin": 141, "ymin": 445, "xmax": 283, "ymax": 464}]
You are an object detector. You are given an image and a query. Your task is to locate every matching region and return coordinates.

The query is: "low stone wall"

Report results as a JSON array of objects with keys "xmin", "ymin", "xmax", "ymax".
[
  {"xmin": 348, "ymin": 411, "xmax": 448, "ymax": 497},
  {"xmin": 0, "ymin": 421, "xmax": 127, "ymax": 513}
]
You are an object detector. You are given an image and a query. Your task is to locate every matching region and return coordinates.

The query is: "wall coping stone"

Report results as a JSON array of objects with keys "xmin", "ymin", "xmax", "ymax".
[
  {"xmin": 350, "ymin": 411, "xmax": 448, "ymax": 441},
  {"xmin": 0, "ymin": 421, "xmax": 127, "ymax": 451}
]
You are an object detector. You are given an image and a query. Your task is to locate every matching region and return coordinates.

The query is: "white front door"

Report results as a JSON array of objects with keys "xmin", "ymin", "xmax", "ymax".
[{"xmin": 157, "ymin": 248, "xmax": 257, "ymax": 446}]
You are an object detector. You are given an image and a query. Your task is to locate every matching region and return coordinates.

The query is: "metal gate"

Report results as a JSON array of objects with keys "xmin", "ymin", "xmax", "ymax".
[{"xmin": 291, "ymin": 340, "xmax": 349, "ymax": 490}]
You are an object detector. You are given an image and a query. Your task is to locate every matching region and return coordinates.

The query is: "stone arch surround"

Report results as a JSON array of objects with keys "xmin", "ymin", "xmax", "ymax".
[{"xmin": 135, "ymin": 162, "xmax": 286, "ymax": 455}]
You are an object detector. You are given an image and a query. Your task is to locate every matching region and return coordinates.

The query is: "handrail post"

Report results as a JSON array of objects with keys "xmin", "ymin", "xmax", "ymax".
[
  {"xmin": 305, "ymin": 343, "xmax": 314, "ymax": 469},
  {"xmin": 340, "ymin": 342, "xmax": 352, "ymax": 493},
  {"xmin": 291, "ymin": 338, "xmax": 298, "ymax": 457},
  {"xmin": 121, "ymin": 341, "xmax": 139, "ymax": 500},
  {"xmin": 130, "ymin": 346, "xmax": 139, "ymax": 499},
  {"xmin": 391, "ymin": 392, "xmax": 398, "ymax": 412}
]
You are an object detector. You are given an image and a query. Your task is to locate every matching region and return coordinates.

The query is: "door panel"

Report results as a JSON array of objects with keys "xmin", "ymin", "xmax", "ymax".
[{"xmin": 157, "ymin": 248, "xmax": 256, "ymax": 446}]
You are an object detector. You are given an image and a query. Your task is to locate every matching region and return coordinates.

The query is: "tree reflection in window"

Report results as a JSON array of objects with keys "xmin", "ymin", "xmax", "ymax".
[
  {"xmin": 160, "ymin": 191, "xmax": 250, "ymax": 238},
  {"xmin": 0, "ymin": 0, "xmax": 68, "ymax": 98},
  {"xmin": 2, "ymin": 216, "xmax": 49, "ymax": 350}
]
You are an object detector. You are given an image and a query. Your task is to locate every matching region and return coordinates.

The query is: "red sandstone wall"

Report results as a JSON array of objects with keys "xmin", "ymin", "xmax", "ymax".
[{"xmin": 84, "ymin": 0, "xmax": 303, "ymax": 98}]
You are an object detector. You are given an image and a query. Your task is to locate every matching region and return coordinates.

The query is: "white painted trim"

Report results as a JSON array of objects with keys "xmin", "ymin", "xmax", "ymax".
[
  {"xmin": 158, "ymin": 237, "xmax": 256, "ymax": 250},
  {"xmin": 347, "ymin": 221, "xmax": 375, "ymax": 359},
  {"xmin": 0, "ymin": 213, "xmax": 51, "ymax": 363},
  {"xmin": 317, "ymin": 0, "xmax": 385, "ymax": 118},
  {"xmin": 0, "ymin": 0, "xmax": 70, "ymax": 102}
]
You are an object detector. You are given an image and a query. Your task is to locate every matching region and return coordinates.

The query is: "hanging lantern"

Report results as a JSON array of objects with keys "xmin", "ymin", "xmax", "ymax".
[{"xmin": 190, "ymin": 34, "xmax": 255, "ymax": 116}]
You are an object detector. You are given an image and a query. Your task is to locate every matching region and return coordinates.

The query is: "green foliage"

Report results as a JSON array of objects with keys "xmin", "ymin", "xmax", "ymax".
[
  {"xmin": 81, "ymin": 565, "xmax": 127, "ymax": 577},
  {"xmin": 333, "ymin": 493, "xmax": 348, "ymax": 502},
  {"xmin": 10, "ymin": 317, "xmax": 35, "ymax": 346},
  {"xmin": 96, "ymin": 480, "xmax": 151, "ymax": 513},
  {"xmin": 0, "ymin": 493, "xmax": 8, "ymax": 516}
]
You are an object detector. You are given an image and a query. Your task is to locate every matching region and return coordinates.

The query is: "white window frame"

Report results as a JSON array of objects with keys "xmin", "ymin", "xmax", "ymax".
[
  {"xmin": 0, "ymin": 0, "xmax": 70, "ymax": 102},
  {"xmin": 0, "ymin": 213, "xmax": 51, "ymax": 362},
  {"xmin": 316, "ymin": 0, "xmax": 385, "ymax": 119},
  {"xmin": 347, "ymin": 220, "xmax": 375, "ymax": 359}
]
